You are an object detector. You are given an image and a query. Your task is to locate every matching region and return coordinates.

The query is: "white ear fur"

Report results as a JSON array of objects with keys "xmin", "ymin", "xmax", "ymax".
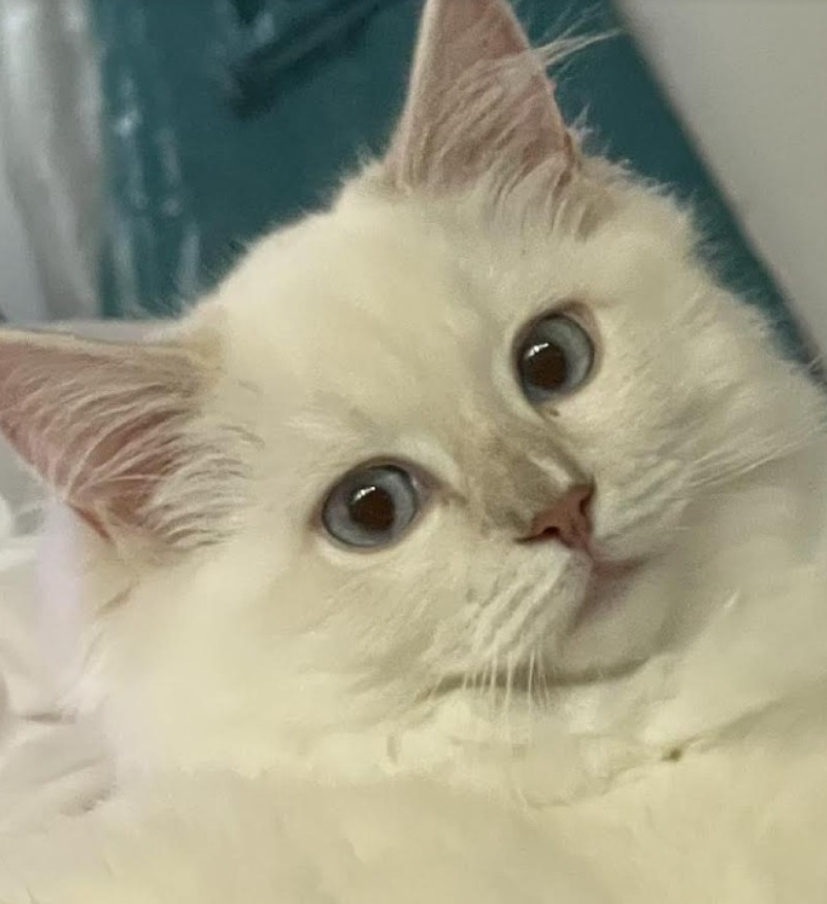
[
  {"xmin": 385, "ymin": 0, "xmax": 575, "ymax": 193},
  {"xmin": 0, "ymin": 330, "xmax": 238, "ymax": 550}
]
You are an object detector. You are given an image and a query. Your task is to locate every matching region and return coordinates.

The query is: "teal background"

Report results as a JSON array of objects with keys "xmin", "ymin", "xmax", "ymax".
[{"xmin": 89, "ymin": 0, "xmax": 804, "ymax": 354}]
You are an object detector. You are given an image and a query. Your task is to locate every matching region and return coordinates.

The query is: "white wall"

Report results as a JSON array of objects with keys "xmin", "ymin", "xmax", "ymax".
[{"xmin": 617, "ymin": 0, "xmax": 827, "ymax": 353}]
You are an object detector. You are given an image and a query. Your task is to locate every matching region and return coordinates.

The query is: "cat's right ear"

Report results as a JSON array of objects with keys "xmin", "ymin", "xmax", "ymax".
[
  {"xmin": 0, "ymin": 329, "xmax": 241, "ymax": 554},
  {"xmin": 384, "ymin": 0, "xmax": 576, "ymax": 194}
]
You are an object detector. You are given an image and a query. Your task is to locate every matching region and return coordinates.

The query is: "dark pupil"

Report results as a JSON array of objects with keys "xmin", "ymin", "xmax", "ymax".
[
  {"xmin": 524, "ymin": 341, "xmax": 568, "ymax": 390},
  {"xmin": 348, "ymin": 485, "xmax": 396, "ymax": 533}
]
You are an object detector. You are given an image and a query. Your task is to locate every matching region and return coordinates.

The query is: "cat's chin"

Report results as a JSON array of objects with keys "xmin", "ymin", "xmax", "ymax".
[{"xmin": 550, "ymin": 557, "xmax": 669, "ymax": 683}]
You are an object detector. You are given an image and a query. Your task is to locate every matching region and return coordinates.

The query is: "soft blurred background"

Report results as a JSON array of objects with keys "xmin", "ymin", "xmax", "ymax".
[{"xmin": 0, "ymin": 0, "xmax": 824, "ymax": 356}]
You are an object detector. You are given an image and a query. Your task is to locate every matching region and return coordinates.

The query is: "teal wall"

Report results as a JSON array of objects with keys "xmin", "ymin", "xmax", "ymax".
[{"xmin": 91, "ymin": 0, "xmax": 804, "ymax": 354}]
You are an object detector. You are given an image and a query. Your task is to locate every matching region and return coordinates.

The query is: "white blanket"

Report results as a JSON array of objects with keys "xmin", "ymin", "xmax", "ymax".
[
  {"xmin": 0, "ymin": 320, "xmax": 153, "ymax": 833},
  {"xmin": 0, "ymin": 501, "xmax": 110, "ymax": 833}
]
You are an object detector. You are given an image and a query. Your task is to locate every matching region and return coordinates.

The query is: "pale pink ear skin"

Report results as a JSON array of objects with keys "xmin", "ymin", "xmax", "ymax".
[
  {"xmin": 0, "ymin": 331, "xmax": 202, "ymax": 544},
  {"xmin": 384, "ymin": 0, "xmax": 575, "ymax": 193}
]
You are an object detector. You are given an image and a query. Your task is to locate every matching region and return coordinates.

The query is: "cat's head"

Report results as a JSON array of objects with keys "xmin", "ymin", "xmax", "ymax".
[{"xmin": 0, "ymin": 0, "xmax": 821, "ymax": 774}]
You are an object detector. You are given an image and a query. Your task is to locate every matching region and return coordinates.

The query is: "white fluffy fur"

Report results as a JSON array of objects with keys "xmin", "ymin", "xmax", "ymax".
[{"xmin": 2, "ymin": 0, "xmax": 827, "ymax": 900}]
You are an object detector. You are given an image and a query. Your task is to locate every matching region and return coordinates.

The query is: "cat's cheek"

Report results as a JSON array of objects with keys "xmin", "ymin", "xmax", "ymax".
[
  {"xmin": 594, "ymin": 502, "xmax": 689, "ymax": 565},
  {"xmin": 585, "ymin": 458, "xmax": 692, "ymax": 564}
]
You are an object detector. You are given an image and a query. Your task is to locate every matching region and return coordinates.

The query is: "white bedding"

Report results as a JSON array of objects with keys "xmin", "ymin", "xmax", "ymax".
[
  {"xmin": 0, "ymin": 481, "xmax": 110, "ymax": 834},
  {"xmin": 0, "ymin": 322, "xmax": 141, "ymax": 833}
]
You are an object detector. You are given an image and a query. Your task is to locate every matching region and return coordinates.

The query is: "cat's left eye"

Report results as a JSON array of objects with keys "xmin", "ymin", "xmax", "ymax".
[
  {"xmin": 516, "ymin": 310, "xmax": 596, "ymax": 404},
  {"xmin": 322, "ymin": 464, "xmax": 422, "ymax": 550}
]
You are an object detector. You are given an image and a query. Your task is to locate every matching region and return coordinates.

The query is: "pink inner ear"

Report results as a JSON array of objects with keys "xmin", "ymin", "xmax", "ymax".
[
  {"xmin": 385, "ymin": 0, "xmax": 573, "ymax": 192},
  {"xmin": 0, "ymin": 333, "xmax": 199, "ymax": 542}
]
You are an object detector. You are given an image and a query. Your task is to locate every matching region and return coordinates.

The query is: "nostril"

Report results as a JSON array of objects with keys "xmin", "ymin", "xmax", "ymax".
[
  {"xmin": 577, "ymin": 487, "xmax": 593, "ymax": 523},
  {"xmin": 575, "ymin": 485, "xmax": 592, "ymax": 511},
  {"xmin": 522, "ymin": 483, "xmax": 595, "ymax": 550}
]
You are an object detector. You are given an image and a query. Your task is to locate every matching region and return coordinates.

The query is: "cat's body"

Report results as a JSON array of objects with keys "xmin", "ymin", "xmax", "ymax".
[{"xmin": 0, "ymin": 0, "xmax": 825, "ymax": 900}]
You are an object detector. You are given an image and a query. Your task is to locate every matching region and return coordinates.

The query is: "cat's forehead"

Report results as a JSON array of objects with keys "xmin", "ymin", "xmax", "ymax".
[
  {"xmin": 217, "ymin": 203, "xmax": 506, "ymax": 401},
  {"xmin": 233, "ymin": 203, "xmax": 485, "ymax": 321},
  {"xmin": 215, "ymin": 189, "xmax": 608, "ymax": 373},
  {"xmin": 207, "ymin": 203, "xmax": 533, "ymax": 475},
  {"xmin": 210, "ymin": 185, "xmax": 692, "ymax": 436}
]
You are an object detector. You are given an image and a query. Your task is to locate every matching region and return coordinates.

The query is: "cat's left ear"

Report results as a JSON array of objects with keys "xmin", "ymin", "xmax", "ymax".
[
  {"xmin": 384, "ymin": 0, "xmax": 575, "ymax": 193},
  {"xmin": 0, "ymin": 329, "xmax": 235, "ymax": 552}
]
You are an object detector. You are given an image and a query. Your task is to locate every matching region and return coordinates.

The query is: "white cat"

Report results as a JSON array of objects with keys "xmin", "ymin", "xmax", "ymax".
[{"xmin": 1, "ymin": 0, "xmax": 826, "ymax": 900}]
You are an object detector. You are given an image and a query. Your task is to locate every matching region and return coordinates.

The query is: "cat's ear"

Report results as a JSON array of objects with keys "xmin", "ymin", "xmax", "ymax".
[
  {"xmin": 384, "ymin": 0, "xmax": 575, "ymax": 193},
  {"xmin": 0, "ymin": 330, "xmax": 234, "ymax": 551}
]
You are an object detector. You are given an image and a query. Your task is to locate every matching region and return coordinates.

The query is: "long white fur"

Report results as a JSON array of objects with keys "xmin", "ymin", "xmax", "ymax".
[{"xmin": 1, "ymin": 0, "xmax": 827, "ymax": 900}]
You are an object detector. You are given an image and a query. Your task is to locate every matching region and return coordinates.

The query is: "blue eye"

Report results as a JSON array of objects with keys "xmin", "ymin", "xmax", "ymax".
[
  {"xmin": 516, "ymin": 312, "xmax": 595, "ymax": 403},
  {"xmin": 322, "ymin": 464, "xmax": 420, "ymax": 549}
]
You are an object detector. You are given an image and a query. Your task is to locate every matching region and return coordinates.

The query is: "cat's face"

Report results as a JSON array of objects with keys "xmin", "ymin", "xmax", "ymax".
[
  {"xmin": 0, "ymin": 0, "xmax": 820, "ymax": 774},
  {"xmin": 73, "ymin": 165, "xmax": 813, "ymax": 775},
  {"xmin": 208, "ymin": 187, "xmax": 708, "ymax": 685}
]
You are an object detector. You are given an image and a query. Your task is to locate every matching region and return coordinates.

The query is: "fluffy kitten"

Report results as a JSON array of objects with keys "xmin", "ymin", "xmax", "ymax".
[{"xmin": 1, "ymin": 0, "xmax": 827, "ymax": 900}]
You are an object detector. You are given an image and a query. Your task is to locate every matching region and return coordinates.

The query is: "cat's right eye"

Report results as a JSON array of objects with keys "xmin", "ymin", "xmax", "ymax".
[{"xmin": 321, "ymin": 464, "xmax": 422, "ymax": 550}]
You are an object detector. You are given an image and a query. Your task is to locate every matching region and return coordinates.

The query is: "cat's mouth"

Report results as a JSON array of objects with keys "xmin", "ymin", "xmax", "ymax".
[{"xmin": 571, "ymin": 552, "xmax": 642, "ymax": 630}]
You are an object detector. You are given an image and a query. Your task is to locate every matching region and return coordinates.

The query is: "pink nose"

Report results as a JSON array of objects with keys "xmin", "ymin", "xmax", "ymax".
[{"xmin": 524, "ymin": 485, "xmax": 593, "ymax": 552}]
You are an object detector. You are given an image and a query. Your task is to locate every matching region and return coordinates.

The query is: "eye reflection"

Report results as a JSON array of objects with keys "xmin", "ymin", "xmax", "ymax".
[
  {"xmin": 517, "ymin": 312, "xmax": 595, "ymax": 403},
  {"xmin": 322, "ymin": 464, "xmax": 420, "ymax": 549}
]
